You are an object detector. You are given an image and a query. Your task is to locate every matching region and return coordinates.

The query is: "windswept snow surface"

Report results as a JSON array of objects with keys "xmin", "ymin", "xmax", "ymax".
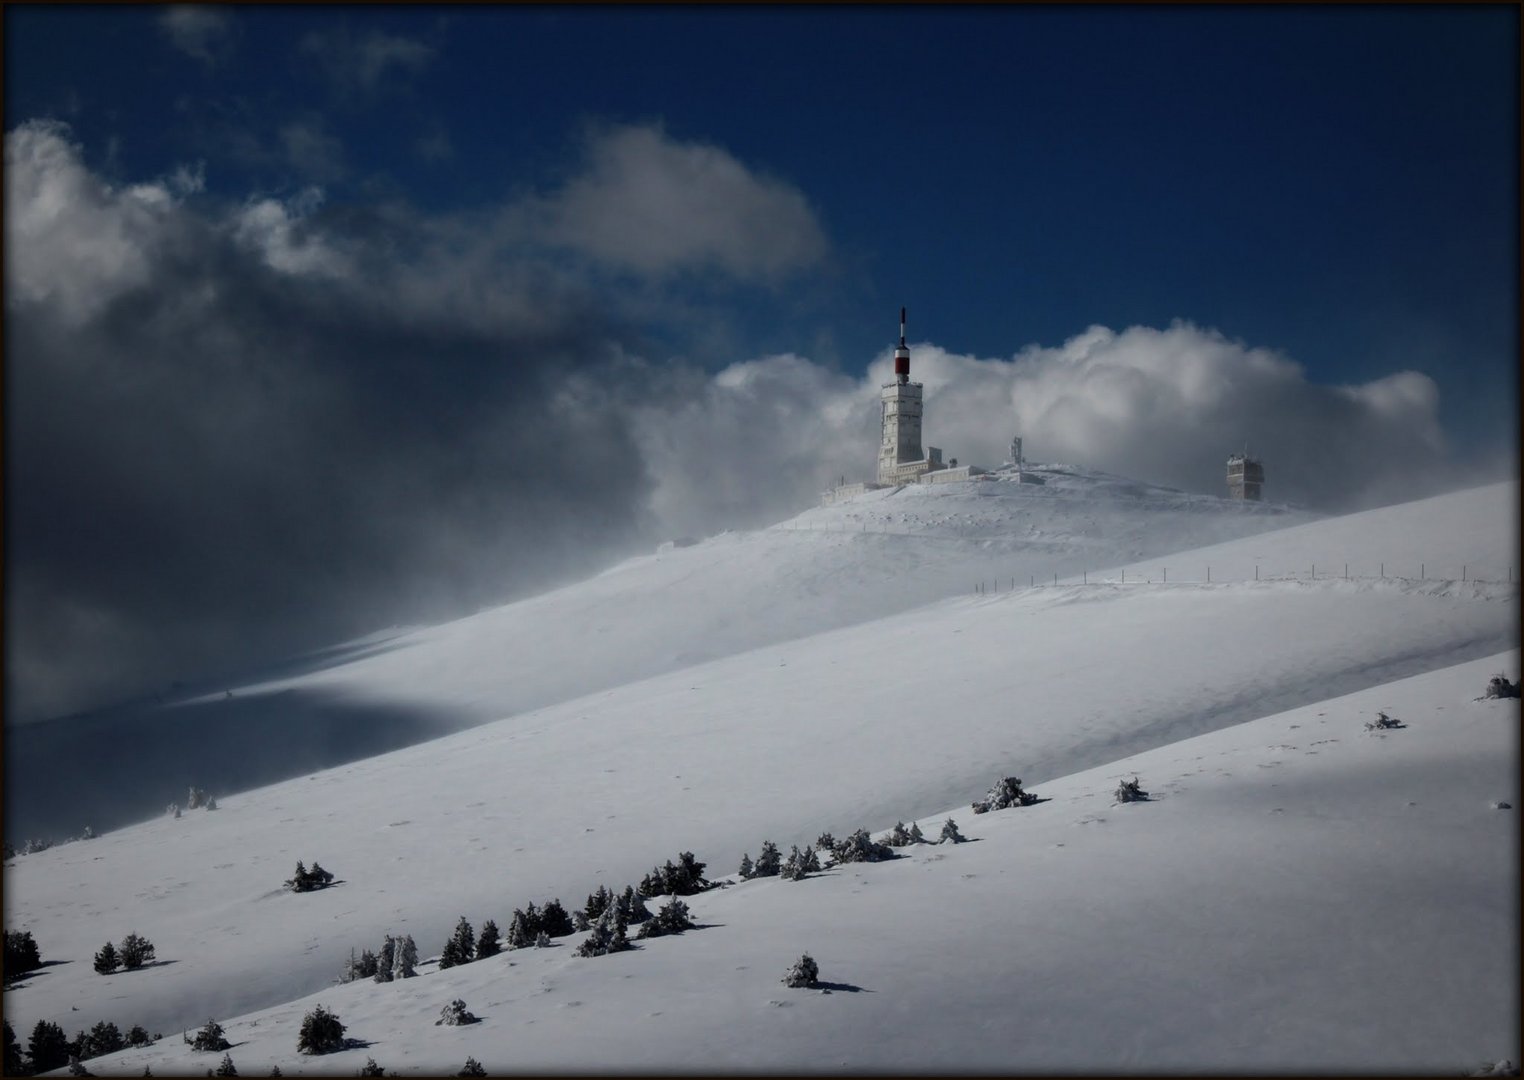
[
  {"xmin": 2, "ymin": 478, "xmax": 1517, "ymax": 1070},
  {"xmin": 34, "ymin": 652, "xmax": 1524, "ymax": 1074},
  {"xmin": 197, "ymin": 466, "xmax": 1320, "ymax": 724}
]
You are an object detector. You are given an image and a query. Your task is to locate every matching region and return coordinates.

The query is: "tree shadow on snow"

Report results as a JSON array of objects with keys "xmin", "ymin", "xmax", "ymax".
[{"xmin": 815, "ymin": 981, "xmax": 871, "ymax": 993}]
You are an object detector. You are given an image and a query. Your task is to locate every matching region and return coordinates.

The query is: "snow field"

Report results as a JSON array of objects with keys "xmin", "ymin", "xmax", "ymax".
[
  {"xmin": 60, "ymin": 650, "xmax": 1519, "ymax": 1074},
  {"xmin": 4, "ymin": 477, "xmax": 1517, "ymax": 1069}
]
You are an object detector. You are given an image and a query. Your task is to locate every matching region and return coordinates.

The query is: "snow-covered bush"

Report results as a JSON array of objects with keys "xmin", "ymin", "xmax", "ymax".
[
  {"xmin": 571, "ymin": 910, "xmax": 590, "ymax": 932},
  {"xmin": 435, "ymin": 999, "xmax": 479, "ymax": 1026},
  {"xmin": 782, "ymin": 954, "xmax": 820, "ymax": 989},
  {"xmin": 815, "ymin": 831, "xmax": 836, "ymax": 853},
  {"xmin": 205, "ymin": 797, "xmax": 218, "ymax": 811},
  {"xmin": 284, "ymin": 861, "xmax": 335, "ymax": 892},
  {"xmin": 506, "ymin": 905, "xmax": 541, "ymax": 949},
  {"xmin": 188, "ymin": 1019, "xmax": 230, "ymax": 1053},
  {"xmin": 780, "ymin": 845, "xmax": 821, "ymax": 880},
  {"xmin": 119, "ymin": 932, "xmax": 156, "ymax": 970},
  {"xmin": 1364, "ymin": 711, "xmax": 1405, "ymax": 731},
  {"xmin": 458, "ymin": 1057, "xmax": 487, "ymax": 1077},
  {"xmin": 636, "ymin": 895, "xmax": 696, "ymax": 939},
  {"xmin": 339, "ymin": 947, "xmax": 380, "ymax": 983},
  {"xmin": 296, "ymin": 1005, "xmax": 345, "ymax": 1055},
  {"xmin": 440, "ymin": 917, "xmax": 475, "ymax": 969},
  {"xmin": 215, "ymin": 1052, "xmax": 237, "ymax": 1076},
  {"xmin": 23, "ymin": 837, "xmax": 53, "ymax": 854},
  {"xmin": 358, "ymin": 1057, "xmax": 386, "ymax": 1076},
  {"xmin": 535, "ymin": 930, "xmax": 551, "ymax": 948},
  {"xmin": 1484, "ymin": 675, "xmax": 1520, "ymax": 699},
  {"xmin": 1115, "ymin": 776, "xmax": 1149, "ymax": 803},
  {"xmin": 832, "ymin": 829, "xmax": 895, "ymax": 864},
  {"xmin": 737, "ymin": 852, "xmax": 754, "ymax": 879},
  {"xmin": 186, "ymin": 786, "xmax": 207, "ymax": 811},
  {"xmin": 939, "ymin": 818, "xmax": 966, "ymax": 843},
  {"xmin": 972, "ymin": 777, "xmax": 1039, "ymax": 814},
  {"xmin": 125, "ymin": 1025, "xmax": 154, "ymax": 1048}
]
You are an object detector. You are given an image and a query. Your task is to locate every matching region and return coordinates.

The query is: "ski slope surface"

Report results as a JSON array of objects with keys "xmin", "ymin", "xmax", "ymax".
[{"xmin": 3, "ymin": 476, "xmax": 1518, "ymax": 1072}]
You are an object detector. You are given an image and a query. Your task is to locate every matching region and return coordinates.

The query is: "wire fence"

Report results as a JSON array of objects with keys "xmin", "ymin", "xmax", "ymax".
[{"xmin": 971, "ymin": 563, "xmax": 1518, "ymax": 595}]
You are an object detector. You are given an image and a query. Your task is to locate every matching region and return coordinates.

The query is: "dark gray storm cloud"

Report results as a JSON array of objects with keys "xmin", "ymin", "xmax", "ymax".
[{"xmin": 4, "ymin": 119, "xmax": 829, "ymax": 722}]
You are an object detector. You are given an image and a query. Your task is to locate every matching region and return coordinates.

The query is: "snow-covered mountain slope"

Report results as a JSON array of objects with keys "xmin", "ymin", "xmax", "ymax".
[
  {"xmin": 8, "ymin": 465, "xmax": 1321, "ymax": 843},
  {"xmin": 199, "ymin": 466, "xmax": 1320, "ymax": 724},
  {"xmin": 51, "ymin": 650, "xmax": 1523, "ymax": 1074},
  {"xmin": 4, "ymin": 479, "xmax": 1515, "ymax": 1053}
]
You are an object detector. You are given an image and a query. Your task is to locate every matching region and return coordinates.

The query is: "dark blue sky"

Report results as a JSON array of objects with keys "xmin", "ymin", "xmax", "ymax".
[{"xmin": 6, "ymin": 4, "xmax": 1517, "ymax": 446}]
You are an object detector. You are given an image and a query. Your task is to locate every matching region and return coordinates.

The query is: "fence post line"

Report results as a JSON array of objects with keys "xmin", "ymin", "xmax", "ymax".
[
  {"xmin": 1344, "ymin": 563, "xmax": 1348, "ymax": 580},
  {"xmin": 1421, "ymin": 563, "xmax": 1424, "ymax": 580},
  {"xmin": 1163, "ymin": 567, "xmax": 1167, "ymax": 583},
  {"xmin": 1083, "ymin": 570, "xmax": 1087, "ymax": 584},
  {"xmin": 1255, "ymin": 565, "xmax": 1258, "ymax": 581},
  {"xmin": 1054, "ymin": 572, "xmax": 1057, "ymax": 586},
  {"xmin": 1380, "ymin": 562, "xmax": 1384, "ymax": 578},
  {"xmin": 1463, "ymin": 565, "xmax": 1466, "ymax": 582},
  {"xmin": 1207, "ymin": 565, "xmax": 1211, "ymax": 583},
  {"xmin": 1312, "ymin": 564, "xmax": 1315, "ymax": 579}
]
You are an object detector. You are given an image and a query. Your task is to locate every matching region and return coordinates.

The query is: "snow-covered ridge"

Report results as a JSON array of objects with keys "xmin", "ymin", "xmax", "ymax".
[{"xmin": 4, "ymin": 479, "xmax": 1515, "ymax": 1054}]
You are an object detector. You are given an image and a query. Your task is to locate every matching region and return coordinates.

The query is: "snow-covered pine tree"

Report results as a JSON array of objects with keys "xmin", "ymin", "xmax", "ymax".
[
  {"xmin": 373, "ymin": 936, "xmax": 395, "ymax": 983},
  {"xmin": 457, "ymin": 1057, "xmax": 486, "ymax": 1077},
  {"xmin": 832, "ymin": 829, "xmax": 894, "ymax": 863},
  {"xmin": 939, "ymin": 817, "xmax": 966, "ymax": 843},
  {"xmin": 505, "ymin": 908, "xmax": 537, "ymax": 949},
  {"xmin": 93, "ymin": 941, "xmax": 121, "ymax": 974},
  {"xmin": 393, "ymin": 935, "xmax": 418, "ymax": 979},
  {"xmin": 28, "ymin": 1019, "xmax": 71, "ymax": 1074},
  {"xmin": 885, "ymin": 822, "xmax": 912, "ymax": 847},
  {"xmin": 815, "ymin": 831, "xmax": 836, "ymax": 853},
  {"xmin": 440, "ymin": 917, "xmax": 474, "ymax": 969},
  {"xmin": 753, "ymin": 840, "xmax": 781, "ymax": 877},
  {"xmin": 205, "ymin": 797, "xmax": 218, "ymax": 811},
  {"xmin": 476, "ymin": 920, "xmax": 501, "ymax": 959},
  {"xmin": 619, "ymin": 885, "xmax": 651, "ymax": 924},
  {"xmin": 738, "ymin": 852, "xmax": 754, "ymax": 879},
  {"xmin": 186, "ymin": 787, "xmax": 205, "ymax": 811},
  {"xmin": 126, "ymin": 1026, "xmax": 153, "ymax": 1048},
  {"xmin": 1114, "ymin": 776, "xmax": 1149, "ymax": 802},
  {"xmin": 908, "ymin": 822, "xmax": 925, "ymax": 844},
  {"xmin": 571, "ymin": 910, "xmax": 590, "ymax": 932},
  {"xmin": 782, "ymin": 954, "xmax": 820, "ymax": 988},
  {"xmin": 574, "ymin": 905, "xmax": 630, "ymax": 957},
  {"xmin": 779, "ymin": 846, "xmax": 808, "ymax": 881},
  {"xmin": 584, "ymin": 886, "xmax": 612, "ymax": 921},
  {"xmin": 214, "ymin": 1053, "xmax": 237, "ymax": 1076},
  {"xmin": 358, "ymin": 1058, "xmax": 385, "ymax": 1076}
]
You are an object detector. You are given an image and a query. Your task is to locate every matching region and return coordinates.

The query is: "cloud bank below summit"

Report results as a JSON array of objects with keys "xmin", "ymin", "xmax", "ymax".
[{"xmin": 4, "ymin": 118, "xmax": 1488, "ymax": 723}]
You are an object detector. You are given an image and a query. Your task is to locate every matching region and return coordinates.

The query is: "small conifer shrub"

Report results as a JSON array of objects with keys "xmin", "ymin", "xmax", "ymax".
[
  {"xmin": 832, "ymin": 829, "xmax": 894, "ymax": 864},
  {"xmin": 782, "ymin": 954, "xmax": 820, "ymax": 988},
  {"xmin": 972, "ymin": 777, "xmax": 1039, "ymax": 814},
  {"xmin": 94, "ymin": 940, "xmax": 121, "ymax": 974},
  {"xmin": 215, "ymin": 1053, "xmax": 238, "ymax": 1076},
  {"xmin": 458, "ymin": 1057, "xmax": 487, "ymax": 1077},
  {"xmin": 435, "ymin": 999, "xmax": 479, "ymax": 1026},
  {"xmin": 939, "ymin": 817, "xmax": 966, "ymax": 843},
  {"xmin": 357, "ymin": 1058, "xmax": 386, "ymax": 1077},
  {"xmin": 189, "ymin": 1019, "xmax": 231, "ymax": 1053},
  {"xmin": 1114, "ymin": 776, "xmax": 1149, "ymax": 803}
]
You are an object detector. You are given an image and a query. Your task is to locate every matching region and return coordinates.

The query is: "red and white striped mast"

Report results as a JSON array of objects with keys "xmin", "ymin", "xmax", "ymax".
[{"xmin": 894, "ymin": 306, "xmax": 911, "ymax": 384}]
